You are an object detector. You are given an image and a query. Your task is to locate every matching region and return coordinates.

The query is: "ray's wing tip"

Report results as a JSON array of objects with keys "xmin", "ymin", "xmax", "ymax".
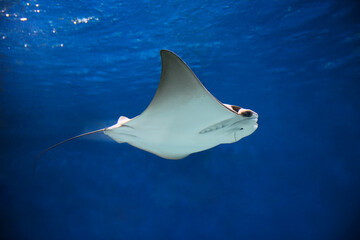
[
  {"xmin": 160, "ymin": 49, "xmax": 178, "ymax": 58},
  {"xmin": 160, "ymin": 49, "xmax": 171, "ymax": 54},
  {"xmin": 160, "ymin": 50, "xmax": 185, "ymax": 66}
]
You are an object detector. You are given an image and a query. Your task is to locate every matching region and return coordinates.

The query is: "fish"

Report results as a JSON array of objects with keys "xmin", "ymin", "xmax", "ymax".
[{"xmin": 34, "ymin": 50, "xmax": 258, "ymax": 171}]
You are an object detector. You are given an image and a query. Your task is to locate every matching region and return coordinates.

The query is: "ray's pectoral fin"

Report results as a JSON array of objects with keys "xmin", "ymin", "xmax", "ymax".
[{"xmin": 158, "ymin": 153, "xmax": 190, "ymax": 160}]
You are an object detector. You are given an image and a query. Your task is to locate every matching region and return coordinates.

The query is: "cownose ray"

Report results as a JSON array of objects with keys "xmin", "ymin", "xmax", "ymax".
[{"xmin": 34, "ymin": 50, "xmax": 258, "ymax": 171}]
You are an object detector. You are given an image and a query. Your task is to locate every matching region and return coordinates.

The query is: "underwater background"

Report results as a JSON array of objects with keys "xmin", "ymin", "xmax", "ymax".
[{"xmin": 1, "ymin": 0, "xmax": 360, "ymax": 239}]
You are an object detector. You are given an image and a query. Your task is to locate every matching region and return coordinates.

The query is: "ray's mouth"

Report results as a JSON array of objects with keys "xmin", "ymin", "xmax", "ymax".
[{"xmin": 243, "ymin": 116, "xmax": 259, "ymax": 127}]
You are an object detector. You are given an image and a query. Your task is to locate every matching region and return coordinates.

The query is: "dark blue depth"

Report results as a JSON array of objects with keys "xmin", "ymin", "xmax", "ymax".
[{"xmin": 1, "ymin": 0, "xmax": 360, "ymax": 239}]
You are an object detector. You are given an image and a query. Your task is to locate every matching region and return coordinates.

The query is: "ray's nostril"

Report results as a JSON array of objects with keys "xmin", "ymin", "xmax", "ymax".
[{"xmin": 241, "ymin": 110, "xmax": 253, "ymax": 117}]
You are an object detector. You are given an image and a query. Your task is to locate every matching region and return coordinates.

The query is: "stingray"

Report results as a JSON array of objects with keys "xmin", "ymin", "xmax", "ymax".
[{"xmin": 34, "ymin": 50, "xmax": 258, "ymax": 170}]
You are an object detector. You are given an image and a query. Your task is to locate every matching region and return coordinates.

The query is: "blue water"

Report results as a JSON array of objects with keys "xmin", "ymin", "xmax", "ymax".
[{"xmin": 1, "ymin": 0, "xmax": 360, "ymax": 239}]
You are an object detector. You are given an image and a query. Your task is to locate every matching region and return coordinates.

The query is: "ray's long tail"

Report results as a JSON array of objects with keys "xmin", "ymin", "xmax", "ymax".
[{"xmin": 33, "ymin": 128, "xmax": 106, "ymax": 174}]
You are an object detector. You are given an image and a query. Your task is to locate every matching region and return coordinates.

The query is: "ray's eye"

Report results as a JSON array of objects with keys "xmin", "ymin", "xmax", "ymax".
[
  {"xmin": 241, "ymin": 110, "xmax": 253, "ymax": 117},
  {"xmin": 232, "ymin": 105, "xmax": 241, "ymax": 112}
]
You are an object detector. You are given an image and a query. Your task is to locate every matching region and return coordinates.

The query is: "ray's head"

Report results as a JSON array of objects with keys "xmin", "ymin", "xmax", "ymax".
[{"xmin": 224, "ymin": 104, "xmax": 259, "ymax": 141}]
